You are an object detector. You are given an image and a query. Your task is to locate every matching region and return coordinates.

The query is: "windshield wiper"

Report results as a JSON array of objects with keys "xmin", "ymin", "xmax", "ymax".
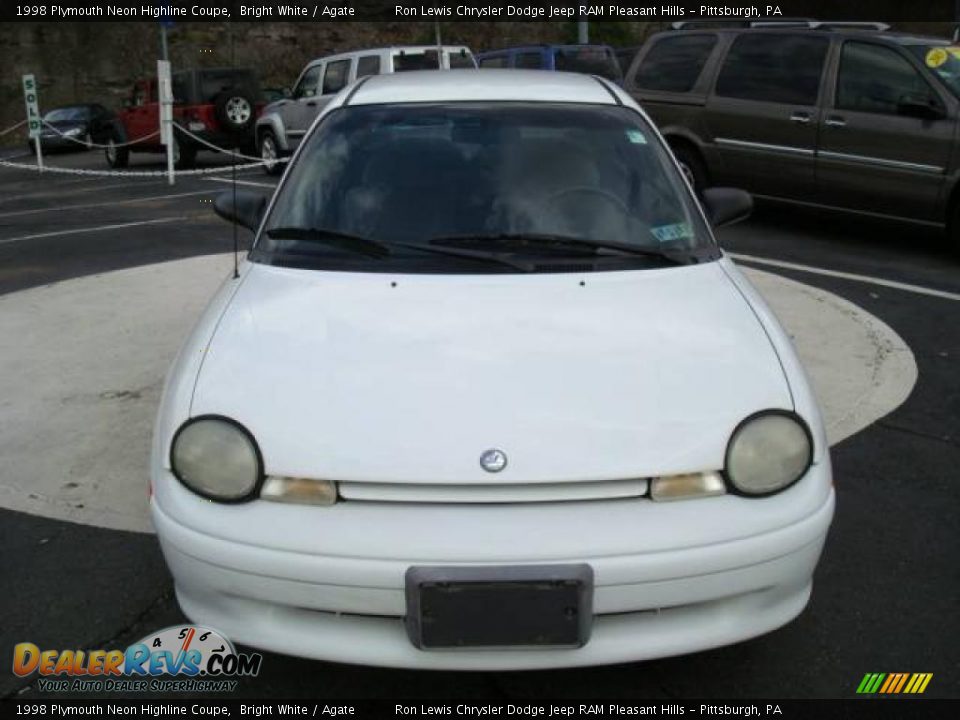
[
  {"xmin": 265, "ymin": 227, "xmax": 533, "ymax": 271},
  {"xmin": 265, "ymin": 227, "xmax": 392, "ymax": 258},
  {"xmin": 427, "ymin": 233, "xmax": 690, "ymax": 265}
]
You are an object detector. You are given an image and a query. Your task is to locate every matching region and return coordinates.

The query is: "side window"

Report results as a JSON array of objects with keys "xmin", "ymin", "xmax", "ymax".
[
  {"xmin": 322, "ymin": 59, "xmax": 351, "ymax": 95},
  {"xmin": 293, "ymin": 65, "xmax": 322, "ymax": 99},
  {"xmin": 448, "ymin": 51, "xmax": 475, "ymax": 69},
  {"xmin": 837, "ymin": 42, "xmax": 936, "ymax": 115},
  {"xmin": 715, "ymin": 34, "xmax": 829, "ymax": 105},
  {"xmin": 357, "ymin": 55, "xmax": 381, "ymax": 78},
  {"xmin": 634, "ymin": 35, "xmax": 718, "ymax": 92},
  {"xmin": 515, "ymin": 51, "xmax": 543, "ymax": 69},
  {"xmin": 479, "ymin": 55, "xmax": 508, "ymax": 68}
]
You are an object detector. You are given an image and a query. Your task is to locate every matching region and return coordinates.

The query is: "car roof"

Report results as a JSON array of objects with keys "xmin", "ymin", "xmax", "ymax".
[
  {"xmin": 665, "ymin": 26, "xmax": 950, "ymax": 45},
  {"xmin": 347, "ymin": 69, "xmax": 618, "ymax": 106},
  {"xmin": 482, "ymin": 43, "xmax": 612, "ymax": 55},
  {"xmin": 310, "ymin": 45, "xmax": 472, "ymax": 64}
]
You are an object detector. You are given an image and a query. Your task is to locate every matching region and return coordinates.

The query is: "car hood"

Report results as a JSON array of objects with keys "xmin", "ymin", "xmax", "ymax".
[
  {"xmin": 41, "ymin": 121, "xmax": 85, "ymax": 135},
  {"xmin": 190, "ymin": 261, "xmax": 793, "ymax": 483}
]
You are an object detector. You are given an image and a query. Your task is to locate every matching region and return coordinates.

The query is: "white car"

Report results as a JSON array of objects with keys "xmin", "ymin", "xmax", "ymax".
[{"xmin": 152, "ymin": 70, "xmax": 834, "ymax": 670}]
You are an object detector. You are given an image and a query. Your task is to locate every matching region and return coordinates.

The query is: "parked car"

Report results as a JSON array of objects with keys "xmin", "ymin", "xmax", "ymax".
[
  {"xmin": 104, "ymin": 67, "xmax": 264, "ymax": 169},
  {"xmin": 28, "ymin": 104, "xmax": 115, "ymax": 153},
  {"xmin": 626, "ymin": 22, "xmax": 960, "ymax": 248},
  {"xmin": 153, "ymin": 69, "xmax": 834, "ymax": 669},
  {"xmin": 476, "ymin": 44, "xmax": 623, "ymax": 86},
  {"xmin": 255, "ymin": 46, "xmax": 476, "ymax": 174}
]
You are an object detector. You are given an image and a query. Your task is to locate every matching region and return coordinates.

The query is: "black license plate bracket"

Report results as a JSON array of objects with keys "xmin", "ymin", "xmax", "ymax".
[{"xmin": 405, "ymin": 564, "xmax": 593, "ymax": 650}]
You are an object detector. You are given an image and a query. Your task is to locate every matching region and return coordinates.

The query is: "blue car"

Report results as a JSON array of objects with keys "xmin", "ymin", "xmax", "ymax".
[{"xmin": 476, "ymin": 45, "xmax": 624, "ymax": 85}]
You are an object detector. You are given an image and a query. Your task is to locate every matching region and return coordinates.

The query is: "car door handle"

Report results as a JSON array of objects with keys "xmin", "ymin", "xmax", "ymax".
[
  {"xmin": 825, "ymin": 116, "xmax": 847, "ymax": 128},
  {"xmin": 306, "ymin": 101, "xmax": 317, "ymax": 107},
  {"xmin": 789, "ymin": 112, "xmax": 812, "ymax": 124}
]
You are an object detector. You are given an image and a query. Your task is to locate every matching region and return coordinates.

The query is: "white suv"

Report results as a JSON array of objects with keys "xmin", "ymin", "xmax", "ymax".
[{"xmin": 256, "ymin": 45, "xmax": 476, "ymax": 174}]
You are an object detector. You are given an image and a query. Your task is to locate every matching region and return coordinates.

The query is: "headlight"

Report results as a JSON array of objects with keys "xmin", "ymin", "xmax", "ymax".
[
  {"xmin": 725, "ymin": 411, "xmax": 813, "ymax": 496},
  {"xmin": 64, "ymin": 127, "xmax": 83, "ymax": 136},
  {"xmin": 170, "ymin": 417, "xmax": 263, "ymax": 502}
]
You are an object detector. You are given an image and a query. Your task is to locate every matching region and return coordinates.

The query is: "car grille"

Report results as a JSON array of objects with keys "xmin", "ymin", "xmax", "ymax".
[{"xmin": 337, "ymin": 478, "xmax": 648, "ymax": 504}]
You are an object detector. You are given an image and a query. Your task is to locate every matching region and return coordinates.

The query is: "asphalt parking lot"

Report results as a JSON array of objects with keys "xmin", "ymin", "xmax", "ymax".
[{"xmin": 1, "ymin": 147, "xmax": 958, "ymax": 700}]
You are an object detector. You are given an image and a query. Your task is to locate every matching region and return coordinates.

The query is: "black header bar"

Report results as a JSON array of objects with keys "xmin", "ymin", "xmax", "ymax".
[
  {"xmin": 0, "ymin": 0, "xmax": 955, "ymax": 23},
  {"xmin": 1, "ymin": 699, "xmax": 958, "ymax": 718}
]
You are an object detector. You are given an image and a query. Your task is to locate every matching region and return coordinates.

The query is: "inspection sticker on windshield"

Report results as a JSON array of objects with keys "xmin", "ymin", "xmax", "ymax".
[
  {"xmin": 651, "ymin": 222, "xmax": 692, "ymax": 243},
  {"xmin": 626, "ymin": 129, "xmax": 647, "ymax": 144}
]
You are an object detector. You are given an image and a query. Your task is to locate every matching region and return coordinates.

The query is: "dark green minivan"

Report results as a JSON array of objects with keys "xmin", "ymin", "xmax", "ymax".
[{"xmin": 626, "ymin": 24, "xmax": 960, "ymax": 248}]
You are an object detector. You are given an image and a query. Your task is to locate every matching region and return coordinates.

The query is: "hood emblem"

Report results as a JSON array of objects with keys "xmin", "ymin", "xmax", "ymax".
[{"xmin": 479, "ymin": 448, "xmax": 508, "ymax": 473}]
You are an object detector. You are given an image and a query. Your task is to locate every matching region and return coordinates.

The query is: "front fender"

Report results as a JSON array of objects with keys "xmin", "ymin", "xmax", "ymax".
[{"xmin": 256, "ymin": 112, "xmax": 289, "ymax": 152}]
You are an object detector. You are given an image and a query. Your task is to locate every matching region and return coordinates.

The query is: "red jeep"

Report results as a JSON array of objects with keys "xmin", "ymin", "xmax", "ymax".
[{"xmin": 104, "ymin": 67, "xmax": 264, "ymax": 169}]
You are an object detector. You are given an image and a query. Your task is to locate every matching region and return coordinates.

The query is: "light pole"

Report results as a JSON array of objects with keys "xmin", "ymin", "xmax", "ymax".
[{"xmin": 578, "ymin": 19, "xmax": 589, "ymax": 44}]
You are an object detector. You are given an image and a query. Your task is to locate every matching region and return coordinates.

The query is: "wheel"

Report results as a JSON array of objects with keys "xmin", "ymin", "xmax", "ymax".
[
  {"xmin": 214, "ymin": 90, "xmax": 255, "ymax": 132},
  {"xmin": 259, "ymin": 130, "xmax": 283, "ymax": 176},
  {"xmin": 105, "ymin": 133, "xmax": 129, "ymax": 168},
  {"xmin": 670, "ymin": 143, "xmax": 708, "ymax": 194},
  {"xmin": 173, "ymin": 137, "xmax": 197, "ymax": 170}
]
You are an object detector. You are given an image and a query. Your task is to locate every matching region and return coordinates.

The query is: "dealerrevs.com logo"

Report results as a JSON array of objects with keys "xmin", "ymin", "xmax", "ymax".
[{"xmin": 13, "ymin": 625, "xmax": 262, "ymax": 693}]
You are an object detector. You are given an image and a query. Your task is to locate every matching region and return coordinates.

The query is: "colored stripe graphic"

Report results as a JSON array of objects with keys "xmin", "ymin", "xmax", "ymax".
[{"xmin": 857, "ymin": 673, "xmax": 932, "ymax": 694}]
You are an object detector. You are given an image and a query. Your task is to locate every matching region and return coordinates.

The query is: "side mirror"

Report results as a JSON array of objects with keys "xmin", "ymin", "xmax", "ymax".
[
  {"xmin": 897, "ymin": 93, "xmax": 945, "ymax": 120},
  {"xmin": 214, "ymin": 190, "xmax": 267, "ymax": 232},
  {"xmin": 701, "ymin": 187, "xmax": 752, "ymax": 228},
  {"xmin": 282, "ymin": 87, "xmax": 292, "ymax": 99}
]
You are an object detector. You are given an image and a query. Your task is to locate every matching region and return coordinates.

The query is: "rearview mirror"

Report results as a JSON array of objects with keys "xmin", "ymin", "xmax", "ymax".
[
  {"xmin": 701, "ymin": 187, "xmax": 752, "ymax": 228},
  {"xmin": 214, "ymin": 190, "xmax": 267, "ymax": 232}
]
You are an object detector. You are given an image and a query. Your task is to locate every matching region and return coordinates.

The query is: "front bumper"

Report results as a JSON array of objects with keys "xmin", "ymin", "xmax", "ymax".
[{"xmin": 152, "ymin": 464, "xmax": 834, "ymax": 670}]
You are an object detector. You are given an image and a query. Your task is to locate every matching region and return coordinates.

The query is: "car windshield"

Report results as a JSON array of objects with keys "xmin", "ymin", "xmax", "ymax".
[
  {"xmin": 258, "ymin": 103, "xmax": 712, "ymax": 273},
  {"xmin": 44, "ymin": 107, "xmax": 88, "ymax": 122},
  {"xmin": 908, "ymin": 44, "xmax": 960, "ymax": 96},
  {"xmin": 553, "ymin": 47, "xmax": 623, "ymax": 83}
]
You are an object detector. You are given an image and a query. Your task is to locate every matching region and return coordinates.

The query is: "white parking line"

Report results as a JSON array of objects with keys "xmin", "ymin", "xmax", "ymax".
[
  {"xmin": 0, "ymin": 190, "xmax": 218, "ymax": 219},
  {"xmin": 205, "ymin": 176, "xmax": 277, "ymax": 189},
  {"xmin": 729, "ymin": 252, "xmax": 960, "ymax": 302},
  {"xmin": 0, "ymin": 217, "xmax": 185, "ymax": 245}
]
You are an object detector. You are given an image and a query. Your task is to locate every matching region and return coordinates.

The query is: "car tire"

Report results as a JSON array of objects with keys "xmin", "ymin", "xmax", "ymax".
[
  {"xmin": 671, "ymin": 143, "xmax": 708, "ymax": 195},
  {"xmin": 105, "ymin": 133, "xmax": 129, "ymax": 168},
  {"xmin": 174, "ymin": 137, "xmax": 198, "ymax": 170},
  {"xmin": 259, "ymin": 130, "xmax": 283, "ymax": 176},
  {"xmin": 215, "ymin": 90, "xmax": 255, "ymax": 133}
]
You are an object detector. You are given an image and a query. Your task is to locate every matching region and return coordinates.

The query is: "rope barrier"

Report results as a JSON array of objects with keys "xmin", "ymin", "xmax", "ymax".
[
  {"xmin": 0, "ymin": 157, "xmax": 271, "ymax": 177},
  {"xmin": 0, "ymin": 120, "xmax": 288, "ymax": 178},
  {"xmin": 0, "ymin": 119, "xmax": 27, "ymax": 137},
  {"xmin": 171, "ymin": 122, "xmax": 289, "ymax": 164}
]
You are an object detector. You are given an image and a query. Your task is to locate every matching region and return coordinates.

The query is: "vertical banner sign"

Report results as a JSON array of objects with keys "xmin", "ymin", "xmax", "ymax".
[
  {"xmin": 157, "ymin": 59, "xmax": 174, "ymax": 185},
  {"xmin": 22, "ymin": 73, "xmax": 43, "ymax": 171}
]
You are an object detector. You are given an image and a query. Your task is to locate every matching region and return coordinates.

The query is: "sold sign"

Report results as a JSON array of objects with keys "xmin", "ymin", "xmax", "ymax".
[{"xmin": 22, "ymin": 74, "xmax": 41, "ymax": 139}]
